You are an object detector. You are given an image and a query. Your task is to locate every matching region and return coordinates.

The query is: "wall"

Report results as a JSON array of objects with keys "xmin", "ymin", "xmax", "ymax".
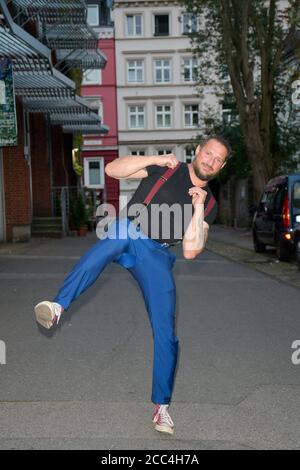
[
  {"xmin": 30, "ymin": 113, "xmax": 52, "ymax": 217},
  {"xmin": 2, "ymin": 99, "xmax": 31, "ymax": 242}
]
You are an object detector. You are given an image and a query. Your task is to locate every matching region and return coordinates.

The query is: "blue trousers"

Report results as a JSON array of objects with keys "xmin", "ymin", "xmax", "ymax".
[{"xmin": 53, "ymin": 218, "xmax": 179, "ymax": 405}]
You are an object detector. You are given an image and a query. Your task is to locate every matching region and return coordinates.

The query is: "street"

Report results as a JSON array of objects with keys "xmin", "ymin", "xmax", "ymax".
[{"xmin": 0, "ymin": 232, "xmax": 300, "ymax": 450}]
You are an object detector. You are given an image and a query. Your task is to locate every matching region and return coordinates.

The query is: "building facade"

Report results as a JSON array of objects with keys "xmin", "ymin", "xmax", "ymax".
[
  {"xmin": 113, "ymin": 0, "xmax": 218, "ymax": 206},
  {"xmin": 81, "ymin": 0, "xmax": 120, "ymax": 214}
]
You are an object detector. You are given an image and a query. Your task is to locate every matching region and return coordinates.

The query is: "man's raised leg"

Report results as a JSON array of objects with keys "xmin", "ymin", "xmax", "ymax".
[{"xmin": 34, "ymin": 219, "xmax": 131, "ymax": 329}]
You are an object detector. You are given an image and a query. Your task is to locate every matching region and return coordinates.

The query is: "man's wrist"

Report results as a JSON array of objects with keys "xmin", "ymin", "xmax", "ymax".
[
  {"xmin": 146, "ymin": 156, "xmax": 159, "ymax": 166},
  {"xmin": 193, "ymin": 203, "xmax": 205, "ymax": 214}
]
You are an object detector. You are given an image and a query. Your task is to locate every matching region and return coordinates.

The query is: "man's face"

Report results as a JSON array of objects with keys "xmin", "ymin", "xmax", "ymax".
[{"xmin": 193, "ymin": 139, "xmax": 228, "ymax": 181}]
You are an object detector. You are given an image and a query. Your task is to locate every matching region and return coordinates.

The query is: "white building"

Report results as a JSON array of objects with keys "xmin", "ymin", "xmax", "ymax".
[{"xmin": 113, "ymin": 0, "xmax": 218, "ymax": 205}]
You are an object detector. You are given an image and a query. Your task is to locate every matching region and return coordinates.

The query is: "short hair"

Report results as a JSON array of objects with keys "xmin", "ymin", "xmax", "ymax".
[{"xmin": 201, "ymin": 135, "xmax": 232, "ymax": 160}]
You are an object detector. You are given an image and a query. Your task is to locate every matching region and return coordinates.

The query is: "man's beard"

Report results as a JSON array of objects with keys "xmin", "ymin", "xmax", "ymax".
[{"xmin": 193, "ymin": 162, "xmax": 215, "ymax": 182}]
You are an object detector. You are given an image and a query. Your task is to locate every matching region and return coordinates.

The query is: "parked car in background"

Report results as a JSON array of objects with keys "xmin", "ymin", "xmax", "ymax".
[
  {"xmin": 252, "ymin": 174, "xmax": 300, "ymax": 265},
  {"xmin": 295, "ymin": 222, "xmax": 300, "ymax": 271}
]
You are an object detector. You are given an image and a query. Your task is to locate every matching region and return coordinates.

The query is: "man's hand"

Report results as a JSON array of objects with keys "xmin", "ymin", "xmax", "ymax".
[
  {"xmin": 154, "ymin": 154, "xmax": 179, "ymax": 169},
  {"xmin": 188, "ymin": 187, "xmax": 207, "ymax": 208}
]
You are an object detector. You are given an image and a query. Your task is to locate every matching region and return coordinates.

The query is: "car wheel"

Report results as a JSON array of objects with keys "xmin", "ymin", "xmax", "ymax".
[
  {"xmin": 253, "ymin": 231, "xmax": 266, "ymax": 253},
  {"xmin": 276, "ymin": 239, "xmax": 290, "ymax": 262}
]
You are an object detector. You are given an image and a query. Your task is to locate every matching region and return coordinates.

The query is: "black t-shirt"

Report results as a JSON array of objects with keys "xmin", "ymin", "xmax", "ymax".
[{"xmin": 123, "ymin": 162, "xmax": 218, "ymax": 245}]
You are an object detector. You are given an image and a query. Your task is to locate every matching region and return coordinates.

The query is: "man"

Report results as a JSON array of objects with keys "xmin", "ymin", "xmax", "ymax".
[{"xmin": 34, "ymin": 135, "xmax": 231, "ymax": 435}]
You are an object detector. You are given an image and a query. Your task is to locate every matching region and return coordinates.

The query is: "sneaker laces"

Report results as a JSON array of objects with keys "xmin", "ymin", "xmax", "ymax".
[
  {"xmin": 153, "ymin": 405, "xmax": 174, "ymax": 427},
  {"xmin": 53, "ymin": 303, "xmax": 63, "ymax": 325}
]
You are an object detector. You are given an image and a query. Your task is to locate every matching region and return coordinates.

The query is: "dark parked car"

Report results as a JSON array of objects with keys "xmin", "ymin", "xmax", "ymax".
[{"xmin": 252, "ymin": 174, "xmax": 300, "ymax": 267}]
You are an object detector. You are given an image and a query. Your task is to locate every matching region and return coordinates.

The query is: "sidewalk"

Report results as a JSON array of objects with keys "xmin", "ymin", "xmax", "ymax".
[
  {"xmin": 208, "ymin": 224, "xmax": 300, "ymax": 290},
  {"xmin": 1, "ymin": 226, "xmax": 299, "ymax": 292},
  {"xmin": 209, "ymin": 224, "xmax": 253, "ymax": 251},
  {"xmin": 0, "ymin": 225, "xmax": 254, "ymax": 257}
]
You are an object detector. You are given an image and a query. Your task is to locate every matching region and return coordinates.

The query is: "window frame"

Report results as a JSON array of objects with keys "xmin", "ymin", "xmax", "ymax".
[
  {"xmin": 155, "ymin": 104, "xmax": 173, "ymax": 128},
  {"xmin": 130, "ymin": 150, "xmax": 146, "ymax": 156},
  {"xmin": 154, "ymin": 58, "xmax": 172, "ymax": 84},
  {"xmin": 184, "ymin": 147, "xmax": 195, "ymax": 163},
  {"xmin": 126, "ymin": 13, "xmax": 143, "ymax": 37},
  {"xmin": 82, "ymin": 69, "xmax": 102, "ymax": 86},
  {"xmin": 181, "ymin": 12, "xmax": 199, "ymax": 34},
  {"xmin": 293, "ymin": 182, "xmax": 300, "ymax": 210},
  {"xmin": 153, "ymin": 13, "xmax": 170, "ymax": 37},
  {"xmin": 183, "ymin": 103, "xmax": 200, "ymax": 128},
  {"xmin": 182, "ymin": 57, "xmax": 199, "ymax": 83},
  {"xmin": 81, "ymin": 96, "xmax": 103, "ymax": 122},
  {"xmin": 156, "ymin": 149, "xmax": 174, "ymax": 156},
  {"xmin": 127, "ymin": 59, "xmax": 144, "ymax": 83},
  {"xmin": 84, "ymin": 157, "xmax": 105, "ymax": 189},
  {"xmin": 128, "ymin": 104, "xmax": 146, "ymax": 129},
  {"xmin": 87, "ymin": 4, "xmax": 99, "ymax": 26}
]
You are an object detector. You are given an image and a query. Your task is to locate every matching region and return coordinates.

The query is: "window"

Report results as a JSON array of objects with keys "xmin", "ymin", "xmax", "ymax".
[
  {"xmin": 154, "ymin": 14, "xmax": 169, "ymax": 36},
  {"xmin": 293, "ymin": 182, "xmax": 300, "ymax": 209},
  {"xmin": 130, "ymin": 150, "xmax": 146, "ymax": 156},
  {"xmin": 184, "ymin": 104, "xmax": 199, "ymax": 127},
  {"xmin": 182, "ymin": 58, "xmax": 198, "ymax": 82},
  {"xmin": 222, "ymin": 106, "xmax": 233, "ymax": 125},
  {"xmin": 84, "ymin": 158, "xmax": 104, "ymax": 188},
  {"xmin": 82, "ymin": 97, "xmax": 103, "ymax": 122},
  {"xmin": 181, "ymin": 13, "xmax": 198, "ymax": 34},
  {"xmin": 87, "ymin": 5, "xmax": 99, "ymax": 26},
  {"xmin": 259, "ymin": 191, "xmax": 275, "ymax": 212},
  {"xmin": 128, "ymin": 105, "xmax": 145, "ymax": 128},
  {"xmin": 126, "ymin": 14, "xmax": 143, "ymax": 36},
  {"xmin": 157, "ymin": 149, "xmax": 173, "ymax": 155},
  {"xmin": 222, "ymin": 102, "xmax": 238, "ymax": 124},
  {"xmin": 274, "ymin": 186, "xmax": 286, "ymax": 212},
  {"xmin": 127, "ymin": 60, "xmax": 144, "ymax": 83},
  {"xmin": 99, "ymin": 0, "xmax": 113, "ymax": 27},
  {"xmin": 184, "ymin": 147, "xmax": 195, "ymax": 163},
  {"xmin": 155, "ymin": 105, "xmax": 172, "ymax": 128},
  {"xmin": 154, "ymin": 59, "xmax": 171, "ymax": 83},
  {"xmin": 82, "ymin": 69, "xmax": 102, "ymax": 85}
]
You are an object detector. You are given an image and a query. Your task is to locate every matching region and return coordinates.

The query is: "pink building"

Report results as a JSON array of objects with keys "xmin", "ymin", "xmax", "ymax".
[{"xmin": 81, "ymin": 1, "xmax": 119, "ymax": 214}]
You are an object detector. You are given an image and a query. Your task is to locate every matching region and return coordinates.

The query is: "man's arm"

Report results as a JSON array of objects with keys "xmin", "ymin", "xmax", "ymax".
[
  {"xmin": 105, "ymin": 154, "xmax": 179, "ymax": 180},
  {"xmin": 183, "ymin": 187, "xmax": 209, "ymax": 260}
]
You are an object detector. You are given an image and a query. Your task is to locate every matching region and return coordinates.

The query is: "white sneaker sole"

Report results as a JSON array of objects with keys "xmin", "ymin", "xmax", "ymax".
[
  {"xmin": 34, "ymin": 301, "xmax": 56, "ymax": 329},
  {"xmin": 155, "ymin": 424, "xmax": 174, "ymax": 435}
]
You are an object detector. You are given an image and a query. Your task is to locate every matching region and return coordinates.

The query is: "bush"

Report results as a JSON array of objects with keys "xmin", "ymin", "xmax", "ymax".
[{"xmin": 69, "ymin": 194, "xmax": 89, "ymax": 230}]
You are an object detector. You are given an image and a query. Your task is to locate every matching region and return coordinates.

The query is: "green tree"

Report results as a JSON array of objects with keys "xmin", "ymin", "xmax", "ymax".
[{"xmin": 182, "ymin": 0, "xmax": 300, "ymax": 201}]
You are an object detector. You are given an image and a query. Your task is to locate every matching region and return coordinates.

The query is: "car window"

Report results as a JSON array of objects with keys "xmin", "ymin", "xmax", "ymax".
[
  {"xmin": 293, "ymin": 182, "xmax": 300, "ymax": 210},
  {"xmin": 258, "ymin": 191, "xmax": 274, "ymax": 212},
  {"xmin": 274, "ymin": 186, "xmax": 286, "ymax": 212},
  {"xmin": 265, "ymin": 191, "xmax": 276, "ymax": 211}
]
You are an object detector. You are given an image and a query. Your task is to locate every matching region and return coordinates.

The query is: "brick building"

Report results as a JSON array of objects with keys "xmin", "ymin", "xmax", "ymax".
[{"xmin": 0, "ymin": 0, "xmax": 108, "ymax": 242}]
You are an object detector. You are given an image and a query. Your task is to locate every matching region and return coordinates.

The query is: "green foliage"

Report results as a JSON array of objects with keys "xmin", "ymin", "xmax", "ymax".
[
  {"xmin": 68, "ymin": 68, "xmax": 83, "ymax": 95},
  {"xmin": 181, "ymin": 0, "xmax": 300, "ymax": 181},
  {"xmin": 69, "ymin": 194, "xmax": 89, "ymax": 229}
]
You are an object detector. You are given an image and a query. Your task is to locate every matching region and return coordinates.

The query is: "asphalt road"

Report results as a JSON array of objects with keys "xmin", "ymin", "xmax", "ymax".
[{"xmin": 0, "ymin": 234, "xmax": 300, "ymax": 450}]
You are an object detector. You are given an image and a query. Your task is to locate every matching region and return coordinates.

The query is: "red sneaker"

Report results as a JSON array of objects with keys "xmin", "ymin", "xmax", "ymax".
[
  {"xmin": 34, "ymin": 301, "xmax": 64, "ymax": 329},
  {"xmin": 152, "ymin": 404, "xmax": 174, "ymax": 435}
]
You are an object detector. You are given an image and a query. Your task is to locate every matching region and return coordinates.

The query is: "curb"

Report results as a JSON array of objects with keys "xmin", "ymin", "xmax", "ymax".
[{"xmin": 206, "ymin": 238, "xmax": 300, "ymax": 291}]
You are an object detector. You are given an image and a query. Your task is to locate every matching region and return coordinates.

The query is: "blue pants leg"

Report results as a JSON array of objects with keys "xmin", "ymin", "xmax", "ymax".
[
  {"xmin": 53, "ymin": 219, "xmax": 131, "ymax": 310},
  {"xmin": 127, "ymin": 239, "xmax": 179, "ymax": 405},
  {"xmin": 53, "ymin": 218, "xmax": 179, "ymax": 405}
]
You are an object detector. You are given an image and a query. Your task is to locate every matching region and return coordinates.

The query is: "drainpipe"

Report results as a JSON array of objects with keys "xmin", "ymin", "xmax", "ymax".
[
  {"xmin": 46, "ymin": 113, "xmax": 54, "ymax": 215},
  {"xmin": 23, "ymin": 109, "xmax": 33, "ymax": 220}
]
